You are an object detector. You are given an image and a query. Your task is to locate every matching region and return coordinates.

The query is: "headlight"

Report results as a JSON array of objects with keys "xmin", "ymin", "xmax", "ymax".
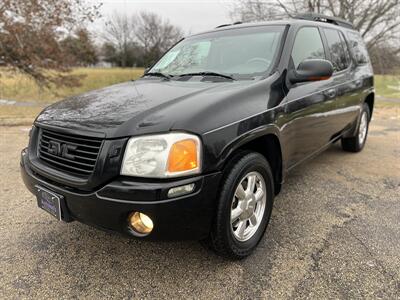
[{"xmin": 121, "ymin": 133, "xmax": 201, "ymax": 178}]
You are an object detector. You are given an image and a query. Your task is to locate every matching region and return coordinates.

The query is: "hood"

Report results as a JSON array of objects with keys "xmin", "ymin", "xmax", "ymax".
[{"xmin": 36, "ymin": 76, "xmax": 278, "ymax": 138}]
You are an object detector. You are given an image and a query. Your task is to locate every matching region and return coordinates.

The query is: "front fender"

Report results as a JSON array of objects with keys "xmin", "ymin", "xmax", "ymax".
[{"xmin": 201, "ymin": 107, "xmax": 283, "ymax": 173}]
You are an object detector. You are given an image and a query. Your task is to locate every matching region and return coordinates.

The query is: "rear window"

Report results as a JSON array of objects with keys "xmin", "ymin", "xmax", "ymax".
[
  {"xmin": 323, "ymin": 28, "xmax": 350, "ymax": 72},
  {"xmin": 346, "ymin": 31, "xmax": 369, "ymax": 65}
]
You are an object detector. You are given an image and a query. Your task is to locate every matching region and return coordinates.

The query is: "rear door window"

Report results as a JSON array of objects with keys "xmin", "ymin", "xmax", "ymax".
[
  {"xmin": 323, "ymin": 28, "xmax": 349, "ymax": 72},
  {"xmin": 346, "ymin": 31, "xmax": 369, "ymax": 65},
  {"xmin": 291, "ymin": 27, "xmax": 325, "ymax": 69}
]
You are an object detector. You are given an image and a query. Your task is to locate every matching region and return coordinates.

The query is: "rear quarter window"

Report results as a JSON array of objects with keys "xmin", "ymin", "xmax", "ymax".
[{"xmin": 346, "ymin": 31, "xmax": 369, "ymax": 65}]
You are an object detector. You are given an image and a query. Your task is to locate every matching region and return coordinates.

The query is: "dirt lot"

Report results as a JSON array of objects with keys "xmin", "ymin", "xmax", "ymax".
[{"xmin": 0, "ymin": 108, "xmax": 399, "ymax": 299}]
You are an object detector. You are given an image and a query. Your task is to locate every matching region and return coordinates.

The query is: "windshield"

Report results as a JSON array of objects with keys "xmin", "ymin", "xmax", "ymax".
[{"xmin": 149, "ymin": 26, "xmax": 285, "ymax": 80}]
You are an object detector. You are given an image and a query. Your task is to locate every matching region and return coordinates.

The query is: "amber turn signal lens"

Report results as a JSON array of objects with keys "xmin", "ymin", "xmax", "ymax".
[{"xmin": 168, "ymin": 139, "xmax": 198, "ymax": 173}]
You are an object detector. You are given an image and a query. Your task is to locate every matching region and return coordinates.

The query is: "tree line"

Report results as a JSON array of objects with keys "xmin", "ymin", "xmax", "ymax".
[
  {"xmin": 58, "ymin": 12, "xmax": 183, "ymax": 69},
  {"xmin": 101, "ymin": 12, "xmax": 183, "ymax": 68}
]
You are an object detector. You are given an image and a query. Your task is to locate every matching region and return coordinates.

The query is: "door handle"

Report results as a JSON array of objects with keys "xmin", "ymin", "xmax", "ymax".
[{"xmin": 325, "ymin": 88, "xmax": 337, "ymax": 99}]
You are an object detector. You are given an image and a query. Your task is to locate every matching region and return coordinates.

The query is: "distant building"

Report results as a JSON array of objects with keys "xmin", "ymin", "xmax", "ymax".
[{"xmin": 94, "ymin": 56, "xmax": 113, "ymax": 68}]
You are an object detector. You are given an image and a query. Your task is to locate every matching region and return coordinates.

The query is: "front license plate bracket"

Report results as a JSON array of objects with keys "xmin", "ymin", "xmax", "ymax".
[{"xmin": 35, "ymin": 185, "xmax": 72, "ymax": 222}]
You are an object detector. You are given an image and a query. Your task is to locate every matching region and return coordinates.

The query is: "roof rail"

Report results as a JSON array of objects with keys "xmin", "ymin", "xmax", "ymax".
[
  {"xmin": 215, "ymin": 24, "xmax": 231, "ymax": 28},
  {"xmin": 215, "ymin": 21, "xmax": 243, "ymax": 29},
  {"xmin": 294, "ymin": 13, "xmax": 354, "ymax": 29}
]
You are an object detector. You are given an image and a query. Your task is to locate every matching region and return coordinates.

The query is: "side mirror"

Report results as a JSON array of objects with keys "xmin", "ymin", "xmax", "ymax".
[
  {"xmin": 289, "ymin": 59, "xmax": 333, "ymax": 84},
  {"xmin": 144, "ymin": 67, "xmax": 150, "ymax": 74}
]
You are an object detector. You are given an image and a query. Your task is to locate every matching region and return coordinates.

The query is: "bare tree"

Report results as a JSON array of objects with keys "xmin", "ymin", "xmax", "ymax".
[
  {"xmin": 231, "ymin": 0, "xmax": 400, "ymax": 73},
  {"xmin": 0, "ymin": 0, "xmax": 101, "ymax": 87},
  {"xmin": 133, "ymin": 12, "xmax": 183, "ymax": 66},
  {"xmin": 102, "ymin": 11, "xmax": 183, "ymax": 68},
  {"xmin": 102, "ymin": 13, "xmax": 135, "ymax": 68}
]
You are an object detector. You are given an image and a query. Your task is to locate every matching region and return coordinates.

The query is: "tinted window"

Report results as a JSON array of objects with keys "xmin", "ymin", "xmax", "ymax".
[
  {"xmin": 324, "ymin": 29, "xmax": 349, "ymax": 71},
  {"xmin": 291, "ymin": 27, "xmax": 325, "ymax": 69},
  {"xmin": 339, "ymin": 32, "xmax": 351, "ymax": 65},
  {"xmin": 347, "ymin": 31, "xmax": 369, "ymax": 65}
]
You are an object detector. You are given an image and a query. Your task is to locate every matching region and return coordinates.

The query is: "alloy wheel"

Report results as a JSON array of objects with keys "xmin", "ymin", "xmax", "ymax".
[
  {"xmin": 230, "ymin": 171, "xmax": 267, "ymax": 242},
  {"xmin": 358, "ymin": 111, "xmax": 368, "ymax": 145}
]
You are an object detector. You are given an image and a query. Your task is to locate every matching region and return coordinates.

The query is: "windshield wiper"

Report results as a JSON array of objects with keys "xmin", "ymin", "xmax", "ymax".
[
  {"xmin": 143, "ymin": 72, "xmax": 172, "ymax": 80},
  {"xmin": 177, "ymin": 72, "xmax": 235, "ymax": 80}
]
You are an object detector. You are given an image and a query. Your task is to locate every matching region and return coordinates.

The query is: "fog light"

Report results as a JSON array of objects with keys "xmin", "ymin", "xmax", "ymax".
[
  {"xmin": 128, "ymin": 212, "xmax": 153, "ymax": 236},
  {"xmin": 167, "ymin": 183, "xmax": 195, "ymax": 198}
]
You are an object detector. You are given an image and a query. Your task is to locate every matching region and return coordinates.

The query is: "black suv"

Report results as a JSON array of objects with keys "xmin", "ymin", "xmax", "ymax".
[{"xmin": 21, "ymin": 14, "xmax": 374, "ymax": 259}]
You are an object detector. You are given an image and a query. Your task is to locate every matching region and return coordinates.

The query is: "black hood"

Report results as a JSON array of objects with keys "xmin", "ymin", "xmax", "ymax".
[{"xmin": 36, "ymin": 76, "xmax": 277, "ymax": 138}]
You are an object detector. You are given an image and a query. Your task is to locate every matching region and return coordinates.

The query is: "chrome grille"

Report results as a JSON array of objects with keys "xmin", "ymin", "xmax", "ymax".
[{"xmin": 38, "ymin": 128, "xmax": 103, "ymax": 177}]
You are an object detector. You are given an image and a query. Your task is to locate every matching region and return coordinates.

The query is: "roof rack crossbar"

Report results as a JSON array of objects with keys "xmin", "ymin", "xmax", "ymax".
[{"xmin": 294, "ymin": 13, "xmax": 354, "ymax": 29}]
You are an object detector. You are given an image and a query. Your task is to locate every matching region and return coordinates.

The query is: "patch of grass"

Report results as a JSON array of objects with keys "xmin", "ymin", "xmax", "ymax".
[
  {"xmin": 0, "ymin": 106, "xmax": 43, "ymax": 126},
  {"xmin": 375, "ymin": 75, "xmax": 400, "ymax": 99},
  {"xmin": 375, "ymin": 101, "xmax": 400, "ymax": 109},
  {"xmin": 0, "ymin": 68, "xmax": 144, "ymax": 103}
]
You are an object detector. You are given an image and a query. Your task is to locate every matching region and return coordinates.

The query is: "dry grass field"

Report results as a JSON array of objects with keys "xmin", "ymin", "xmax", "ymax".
[{"xmin": 0, "ymin": 68, "xmax": 144, "ymax": 103}]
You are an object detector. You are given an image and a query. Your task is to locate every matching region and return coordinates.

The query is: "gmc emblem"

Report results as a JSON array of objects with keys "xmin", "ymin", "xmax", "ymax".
[{"xmin": 48, "ymin": 141, "xmax": 77, "ymax": 160}]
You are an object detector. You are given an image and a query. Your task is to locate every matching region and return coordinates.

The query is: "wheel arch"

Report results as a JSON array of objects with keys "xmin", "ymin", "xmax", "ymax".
[
  {"xmin": 364, "ymin": 92, "xmax": 374, "ymax": 119},
  {"xmin": 219, "ymin": 129, "xmax": 283, "ymax": 195}
]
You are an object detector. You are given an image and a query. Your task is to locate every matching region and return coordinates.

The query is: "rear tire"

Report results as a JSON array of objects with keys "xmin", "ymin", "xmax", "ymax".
[
  {"xmin": 206, "ymin": 152, "xmax": 274, "ymax": 259},
  {"xmin": 341, "ymin": 103, "xmax": 370, "ymax": 152}
]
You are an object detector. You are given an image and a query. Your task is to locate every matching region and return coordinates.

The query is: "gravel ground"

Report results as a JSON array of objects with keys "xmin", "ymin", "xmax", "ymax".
[{"xmin": 0, "ymin": 109, "xmax": 399, "ymax": 299}]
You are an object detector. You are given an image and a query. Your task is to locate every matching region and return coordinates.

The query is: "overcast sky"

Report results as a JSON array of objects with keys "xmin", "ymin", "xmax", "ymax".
[{"xmin": 91, "ymin": 0, "xmax": 234, "ymax": 36}]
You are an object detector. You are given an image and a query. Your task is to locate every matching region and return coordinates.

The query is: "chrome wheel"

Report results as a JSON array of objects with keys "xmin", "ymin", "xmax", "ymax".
[
  {"xmin": 358, "ymin": 111, "xmax": 368, "ymax": 145},
  {"xmin": 230, "ymin": 171, "xmax": 267, "ymax": 242}
]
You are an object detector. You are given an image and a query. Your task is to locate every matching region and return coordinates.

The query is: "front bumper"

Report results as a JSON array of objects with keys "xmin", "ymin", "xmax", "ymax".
[{"xmin": 21, "ymin": 149, "xmax": 222, "ymax": 240}]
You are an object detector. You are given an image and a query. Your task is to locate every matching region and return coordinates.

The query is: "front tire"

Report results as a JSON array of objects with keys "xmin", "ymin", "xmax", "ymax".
[
  {"xmin": 207, "ymin": 152, "xmax": 274, "ymax": 259},
  {"xmin": 341, "ymin": 103, "xmax": 370, "ymax": 152}
]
